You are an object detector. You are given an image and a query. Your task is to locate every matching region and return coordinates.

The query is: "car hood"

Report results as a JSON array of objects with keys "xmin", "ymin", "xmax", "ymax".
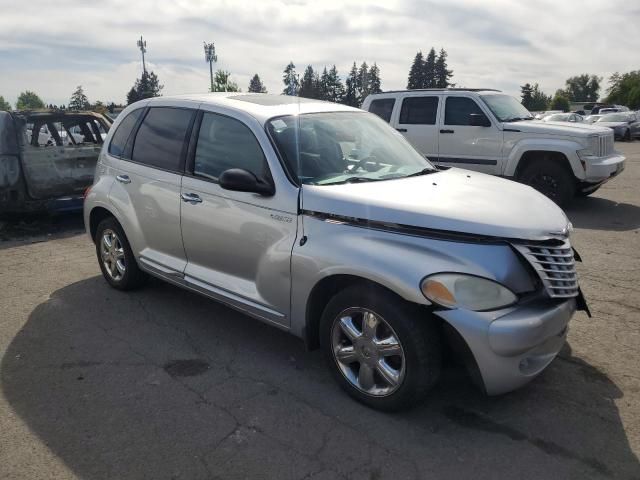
[
  {"xmin": 511, "ymin": 120, "xmax": 609, "ymax": 136},
  {"xmin": 302, "ymin": 168, "xmax": 570, "ymax": 241},
  {"xmin": 594, "ymin": 122, "xmax": 627, "ymax": 128}
]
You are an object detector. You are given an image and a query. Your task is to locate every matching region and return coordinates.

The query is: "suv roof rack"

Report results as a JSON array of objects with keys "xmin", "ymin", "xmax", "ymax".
[{"xmin": 372, "ymin": 88, "xmax": 502, "ymax": 94}]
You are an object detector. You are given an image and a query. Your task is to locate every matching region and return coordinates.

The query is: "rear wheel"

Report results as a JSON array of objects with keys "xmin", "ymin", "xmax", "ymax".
[
  {"xmin": 95, "ymin": 217, "xmax": 147, "ymax": 290},
  {"xmin": 519, "ymin": 158, "xmax": 576, "ymax": 207},
  {"xmin": 624, "ymin": 129, "xmax": 631, "ymax": 141},
  {"xmin": 320, "ymin": 284, "xmax": 441, "ymax": 411}
]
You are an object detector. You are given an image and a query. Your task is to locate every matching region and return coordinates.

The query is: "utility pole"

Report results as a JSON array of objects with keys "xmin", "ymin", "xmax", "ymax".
[
  {"xmin": 204, "ymin": 42, "xmax": 217, "ymax": 92},
  {"xmin": 137, "ymin": 36, "xmax": 147, "ymax": 74}
]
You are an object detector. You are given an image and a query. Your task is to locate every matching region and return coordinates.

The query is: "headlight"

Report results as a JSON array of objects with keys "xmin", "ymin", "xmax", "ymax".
[
  {"xmin": 420, "ymin": 273, "xmax": 517, "ymax": 311},
  {"xmin": 578, "ymin": 135, "xmax": 599, "ymax": 159}
]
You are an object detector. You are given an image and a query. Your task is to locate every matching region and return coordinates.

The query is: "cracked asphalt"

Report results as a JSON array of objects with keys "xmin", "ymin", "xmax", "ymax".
[{"xmin": 1, "ymin": 143, "xmax": 639, "ymax": 480}]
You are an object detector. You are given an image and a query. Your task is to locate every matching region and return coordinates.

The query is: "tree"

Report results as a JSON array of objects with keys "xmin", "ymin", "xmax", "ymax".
[
  {"xmin": 126, "ymin": 87, "xmax": 140, "ymax": 105},
  {"xmin": 299, "ymin": 65, "xmax": 318, "ymax": 99},
  {"xmin": 16, "ymin": 91, "xmax": 45, "ymax": 110},
  {"xmin": 606, "ymin": 71, "xmax": 640, "ymax": 109},
  {"xmin": 342, "ymin": 62, "xmax": 359, "ymax": 107},
  {"xmin": 529, "ymin": 84, "xmax": 551, "ymax": 111},
  {"xmin": 318, "ymin": 67, "xmax": 330, "ymax": 101},
  {"xmin": 69, "ymin": 85, "xmax": 90, "ymax": 110},
  {"xmin": 211, "ymin": 70, "xmax": 240, "ymax": 92},
  {"xmin": 126, "ymin": 70, "xmax": 164, "ymax": 105},
  {"xmin": 407, "ymin": 51, "xmax": 425, "ymax": 89},
  {"xmin": 520, "ymin": 83, "xmax": 533, "ymax": 109},
  {"xmin": 0, "ymin": 96, "xmax": 11, "ymax": 111},
  {"xmin": 423, "ymin": 48, "xmax": 437, "ymax": 88},
  {"xmin": 282, "ymin": 62, "xmax": 299, "ymax": 96},
  {"xmin": 92, "ymin": 101, "xmax": 107, "ymax": 115},
  {"xmin": 550, "ymin": 92, "xmax": 570, "ymax": 111},
  {"xmin": 248, "ymin": 74, "xmax": 267, "ymax": 93},
  {"xmin": 368, "ymin": 63, "xmax": 382, "ymax": 94},
  {"xmin": 356, "ymin": 62, "xmax": 369, "ymax": 106},
  {"xmin": 325, "ymin": 65, "xmax": 345, "ymax": 103},
  {"xmin": 434, "ymin": 48, "xmax": 453, "ymax": 88},
  {"xmin": 564, "ymin": 74, "xmax": 601, "ymax": 102}
]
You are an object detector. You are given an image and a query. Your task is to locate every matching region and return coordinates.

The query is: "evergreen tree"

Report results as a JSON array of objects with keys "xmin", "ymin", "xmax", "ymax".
[
  {"xmin": 407, "ymin": 51, "xmax": 425, "ymax": 89},
  {"xmin": 127, "ymin": 70, "xmax": 163, "ymax": 105},
  {"xmin": 318, "ymin": 67, "xmax": 330, "ymax": 101},
  {"xmin": 248, "ymin": 74, "xmax": 267, "ymax": 93},
  {"xmin": 529, "ymin": 83, "xmax": 550, "ymax": 111},
  {"xmin": 0, "ymin": 96, "xmax": 11, "ymax": 111},
  {"xmin": 211, "ymin": 70, "xmax": 240, "ymax": 92},
  {"xmin": 434, "ymin": 49, "xmax": 453, "ymax": 88},
  {"xmin": 356, "ymin": 62, "xmax": 369, "ymax": 106},
  {"xmin": 299, "ymin": 65, "xmax": 317, "ymax": 99},
  {"xmin": 342, "ymin": 62, "xmax": 359, "ymax": 107},
  {"xmin": 520, "ymin": 83, "xmax": 534, "ymax": 110},
  {"xmin": 282, "ymin": 62, "xmax": 299, "ymax": 96},
  {"xmin": 16, "ymin": 91, "xmax": 45, "ymax": 110},
  {"xmin": 423, "ymin": 48, "xmax": 437, "ymax": 88},
  {"xmin": 69, "ymin": 85, "xmax": 90, "ymax": 110},
  {"xmin": 126, "ymin": 87, "xmax": 140, "ymax": 105},
  {"xmin": 368, "ymin": 63, "xmax": 382, "ymax": 94},
  {"xmin": 325, "ymin": 65, "xmax": 345, "ymax": 103}
]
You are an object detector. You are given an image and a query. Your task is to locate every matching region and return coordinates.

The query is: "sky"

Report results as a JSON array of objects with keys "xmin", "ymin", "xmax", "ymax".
[{"xmin": 1, "ymin": 0, "xmax": 639, "ymax": 107}]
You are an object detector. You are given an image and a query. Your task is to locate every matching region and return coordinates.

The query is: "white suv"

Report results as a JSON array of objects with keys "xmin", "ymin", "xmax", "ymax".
[{"xmin": 362, "ymin": 89, "xmax": 625, "ymax": 205}]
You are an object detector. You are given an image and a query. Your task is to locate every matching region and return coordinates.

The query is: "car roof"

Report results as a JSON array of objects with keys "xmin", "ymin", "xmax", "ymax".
[{"xmin": 144, "ymin": 93, "xmax": 360, "ymax": 124}]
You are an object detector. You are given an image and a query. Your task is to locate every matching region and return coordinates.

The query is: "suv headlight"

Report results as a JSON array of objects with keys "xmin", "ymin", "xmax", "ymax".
[
  {"xmin": 578, "ymin": 135, "xmax": 599, "ymax": 159},
  {"xmin": 420, "ymin": 273, "xmax": 517, "ymax": 311}
]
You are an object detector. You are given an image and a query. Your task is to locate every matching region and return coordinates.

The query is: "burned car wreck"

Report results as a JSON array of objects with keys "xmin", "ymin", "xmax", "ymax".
[{"xmin": 0, "ymin": 110, "xmax": 111, "ymax": 214}]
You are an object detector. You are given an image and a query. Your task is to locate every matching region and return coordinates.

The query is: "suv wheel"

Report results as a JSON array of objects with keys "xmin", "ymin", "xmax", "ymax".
[
  {"xmin": 624, "ymin": 129, "xmax": 631, "ymax": 141},
  {"xmin": 519, "ymin": 158, "xmax": 576, "ymax": 207},
  {"xmin": 320, "ymin": 284, "xmax": 441, "ymax": 411},
  {"xmin": 95, "ymin": 217, "xmax": 147, "ymax": 290}
]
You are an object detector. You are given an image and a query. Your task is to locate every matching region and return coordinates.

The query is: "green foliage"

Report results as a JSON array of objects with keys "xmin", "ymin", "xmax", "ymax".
[
  {"xmin": 356, "ymin": 62, "xmax": 370, "ymax": 105},
  {"xmin": 248, "ymin": 74, "xmax": 267, "ymax": 93},
  {"xmin": 407, "ymin": 47, "xmax": 453, "ymax": 89},
  {"xmin": 368, "ymin": 63, "xmax": 382, "ymax": 95},
  {"xmin": 606, "ymin": 71, "xmax": 640, "ymax": 109},
  {"xmin": 521, "ymin": 83, "xmax": 550, "ymax": 111},
  {"xmin": 127, "ymin": 71, "xmax": 164, "ymax": 105},
  {"xmin": 423, "ymin": 48, "xmax": 437, "ymax": 88},
  {"xmin": 564, "ymin": 74, "xmax": 601, "ymax": 102},
  {"xmin": 324, "ymin": 65, "xmax": 345, "ymax": 103},
  {"xmin": 282, "ymin": 62, "xmax": 299, "ymax": 96},
  {"xmin": 299, "ymin": 65, "xmax": 318, "ymax": 99},
  {"xmin": 211, "ymin": 70, "xmax": 240, "ymax": 92},
  {"xmin": 16, "ymin": 90, "xmax": 45, "ymax": 110},
  {"xmin": 0, "ymin": 96, "xmax": 11, "ymax": 111},
  {"xmin": 550, "ymin": 93, "xmax": 570, "ymax": 111},
  {"xmin": 343, "ymin": 62, "xmax": 359, "ymax": 107},
  {"xmin": 434, "ymin": 49, "xmax": 453, "ymax": 88},
  {"xmin": 69, "ymin": 85, "xmax": 90, "ymax": 110},
  {"xmin": 407, "ymin": 51, "xmax": 424, "ymax": 89}
]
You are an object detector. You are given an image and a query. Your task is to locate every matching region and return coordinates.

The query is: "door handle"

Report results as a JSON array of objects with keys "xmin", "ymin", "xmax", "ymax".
[
  {"xmin": 440, "ymin": 129, "xmax": 455, "ymax": 134},
  {"xmin": 181, "ymin": 193, "xmax": 203, "ymax": 204},
  {"xmin": 116, "ymin": 174, "xmax": 131, "ymax": 184},
  {"xmin": 396, "ymin": 128, "xmax": 408, "ymax": 132}
]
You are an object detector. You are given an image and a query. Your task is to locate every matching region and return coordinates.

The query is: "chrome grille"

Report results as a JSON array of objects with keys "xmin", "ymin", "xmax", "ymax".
[
  {"xmin": 598, "ymin": 134, "xmax": 614, "ymax": 157},
  {"xmin": 513, "ymin": 240, "xmax": 579, "ymax": 298}
]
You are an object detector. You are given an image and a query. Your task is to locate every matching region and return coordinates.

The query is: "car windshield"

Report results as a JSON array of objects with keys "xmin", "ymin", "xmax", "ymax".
[
  {"xmin": 267, "ymin": 111, "xmax": 434, "ymax": 185},
  {"xmin": 479, "ymin": 94, "xmax": 533, "ymax": 122},
  {"xmin": 545, "ymin": 114, "xmax": 570, "ymax": 121},
  {"xmin": 598, "ymin": 113, "xmax": 630, "ymax": 122}
]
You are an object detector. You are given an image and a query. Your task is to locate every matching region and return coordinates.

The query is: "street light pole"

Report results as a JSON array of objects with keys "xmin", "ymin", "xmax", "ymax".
[
  {"xmin": 203, "ymin": 42, "xmax": 217, "ymax": 92},
  {"xmin": 137, "ymin": 36, "xmax": 147, "ymax": 74}
]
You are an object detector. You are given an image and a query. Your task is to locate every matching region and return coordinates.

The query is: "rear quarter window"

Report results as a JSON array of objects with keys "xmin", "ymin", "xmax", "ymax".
[
  {"xmin": 368, "ymin": 99, "xmax": 395, "ymax": 123},
  {"xmin": 108, "ymin": 109, "xmax": 144, "ymax": 158}
]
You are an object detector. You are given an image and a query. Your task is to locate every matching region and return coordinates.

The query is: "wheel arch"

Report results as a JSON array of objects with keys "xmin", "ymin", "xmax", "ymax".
[
  {"xmin": 504, "ymin": 139, "xmax": 584, "ymax": 180},
  {"xmin": 513, "ymin": 150, "xmax": 576, "ymax": 180},
  {"xmin": 89, "ymin": 206, "xmax": 118, "ymax": 243}
]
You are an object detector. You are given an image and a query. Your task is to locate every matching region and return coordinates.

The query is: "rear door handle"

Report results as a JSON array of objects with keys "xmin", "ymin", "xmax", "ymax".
[
  {"xmin": 440, "ymin": 129, "xmax": 455, "ymax": 134},
  {"xmin": 116, "ymin": 174, "xmax": 131, "ymax": 184},
  {"xmin": 181, "ymin": 193, "xmax": 202, "ymax": 204},
  {"xmin": 396, "ymin": 128, "xmax": 407, "ymax": 132}
]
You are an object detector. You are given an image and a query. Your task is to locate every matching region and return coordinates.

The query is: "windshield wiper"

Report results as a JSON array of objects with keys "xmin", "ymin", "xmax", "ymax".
[
  {"xmin": 343, "ymin": 176, "xmax": 380, "ymax": 183},
  {"xmin": 401, "ymin": 167, "xmax": 438, "ymax": 178}
]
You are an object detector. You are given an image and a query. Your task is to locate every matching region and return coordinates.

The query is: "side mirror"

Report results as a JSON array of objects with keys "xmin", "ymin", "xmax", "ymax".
[
  {"xmin": 219, "ymin": 168, "xmax": 275, "ymax": 196},
  {"xmin": 469, "ymin": 113, "xmax": 491, "ymax": 127}
]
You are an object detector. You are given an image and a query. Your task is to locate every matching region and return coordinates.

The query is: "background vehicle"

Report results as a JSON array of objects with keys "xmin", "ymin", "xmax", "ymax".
[
  {"xmin": 595, "ymin": 112, "xmax": 640, "ymax": 140},
  {"xmin": 584, "ymin": 114, "xmax": 603, "ymax": 124},
  {"xmin": 534, "ymin": 110, "xmax": 562, "ymax": 120},
  {"xmin": 362, "ymin": 89, "xmax": 625, "ymax": 205},
  {"xmin": 85, "ymin": 93, "xmax": 587, "ymax": 411},
  {"xmin": 541, "ymin": 113, "xmax": 584, "ymax": 123},
  {"xmin": 0, "ymin": 110, "xmax": 111, "ymax": 214}
]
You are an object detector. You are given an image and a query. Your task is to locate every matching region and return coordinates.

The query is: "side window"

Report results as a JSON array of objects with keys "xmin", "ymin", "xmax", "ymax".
[
  {"xmin": 399, "ymin": 96, "xmax": 438, "ymax": 125},
  {"xmin": 444, "ymin": 97, "xmax": 486, "ymax": 126},
  {"xmin": 193, "ymin": 112, "xmax": 267, "ymax": 181},
  {"xmin": 131, "ymin": 107, "xmax": 193, "ymax": 171},
  {"xmin": 368, "ymin": 99, "xmax": 395, "ymax": 123},
  {"xmin": 109, "ymin": 108, "xmax": 144, "ymax": 157}
]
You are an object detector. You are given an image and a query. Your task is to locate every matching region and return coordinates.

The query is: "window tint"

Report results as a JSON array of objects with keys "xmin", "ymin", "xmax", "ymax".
[
  {"xmin": 399, "ymin": 96, "xmax": 438, "ymax": 125},
  {"xmin": 444, "ymin": 97, "xmax": 486, "ymax": 126},
  {"xmin": 368, "ymin": 99, "xmax": 395, "ymax": 123},
  {"xmin": 131, "ymin": 107, "xmax": 193, "ymax": 171},
  {"xmin": 109, "ymin": 108, "xmax": 143, "ymax": 157},
  {"xmin": 193, "ymin": 113, "xmax": 266, "ymax": 181}
]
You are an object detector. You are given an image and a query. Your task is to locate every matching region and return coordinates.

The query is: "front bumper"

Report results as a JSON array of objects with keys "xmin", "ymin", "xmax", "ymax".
[
  {"xmin": 583, "ymin": 153, "xmax": 625, "ymax": 184},
  {"xmin": 435, "ymin": 297, "xmax": 577, "ymax": 395}
]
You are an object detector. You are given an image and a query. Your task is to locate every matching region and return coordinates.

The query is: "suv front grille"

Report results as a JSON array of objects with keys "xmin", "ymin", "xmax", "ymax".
[
  {"xmin": 598, "ymin": 134, "xmax": 614, "ymax": 157},
  {"xmin": 513, "ymin": 240, "xmax": 579, "ymax": 298}
]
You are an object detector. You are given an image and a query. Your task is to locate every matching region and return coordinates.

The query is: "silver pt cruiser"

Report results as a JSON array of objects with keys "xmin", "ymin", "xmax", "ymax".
[{"xmin": 84, "ymin": 93, "xmax": 589, "ymax": 411}]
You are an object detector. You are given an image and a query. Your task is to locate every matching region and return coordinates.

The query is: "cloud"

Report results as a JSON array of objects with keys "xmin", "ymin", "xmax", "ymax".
[{"xmin": 0, "ymin": 0, "xmax": 638, "ymax": 106}]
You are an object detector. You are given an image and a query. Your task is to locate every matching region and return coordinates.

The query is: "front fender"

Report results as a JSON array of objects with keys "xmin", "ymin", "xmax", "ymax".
[{"xmin": 503, "ymin": 138, "xmax": 584, "ymax": 179}]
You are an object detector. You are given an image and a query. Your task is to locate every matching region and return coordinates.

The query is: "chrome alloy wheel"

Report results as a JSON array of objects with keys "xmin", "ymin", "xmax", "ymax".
[
  {"xmin": 100, "ymin": 229, "xmax": 126, "ymax": 281},
  {"xmin": 331, "ymin": 307, "xmax": 406, "ymax": 396}
]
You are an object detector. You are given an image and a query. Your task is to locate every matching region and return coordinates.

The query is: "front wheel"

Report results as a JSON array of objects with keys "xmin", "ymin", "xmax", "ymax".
[
  {"xmin": 519, "ymin": 158, "xmax": 576, "ymax": 207},
  {"xmin": 624, "ymin": 129, "xmax": 631, "ymax": 142},
  {"xmin": 320, "ymin": 284, "xmax": 441, "ymax": 411}
]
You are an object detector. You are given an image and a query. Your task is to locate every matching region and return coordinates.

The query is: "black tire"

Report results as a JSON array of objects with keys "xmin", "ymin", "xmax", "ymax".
[
  {"xmin": 95, "ymin": 217, "xmax": 147, "ymax": 290},
  {"xmin": 519, "ymin": 158, "xmax": 576, "ymax": 207},
  {"xmin": 624, "ymin": 129, "xmax": 631, "ymax": 142},
  {"xmin": 319, "ymin": 283, "xmax": 441, "ymax": 411},
  {"xmin": 576, "ymin": 185, "xmax": 601, "ymax": 197}
]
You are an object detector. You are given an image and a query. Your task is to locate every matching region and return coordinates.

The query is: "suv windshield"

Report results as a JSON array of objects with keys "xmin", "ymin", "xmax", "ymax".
[
  {"xmin": 480, "ymin": 94, "xmax": 533, "ymax": 122},
  {"xmin": 598, "ymin": 113, "xmax": 630, "ymax": 122},
  {"xmin": 267, "ymin": 112, "xmax": 434, "ymax": 185}
]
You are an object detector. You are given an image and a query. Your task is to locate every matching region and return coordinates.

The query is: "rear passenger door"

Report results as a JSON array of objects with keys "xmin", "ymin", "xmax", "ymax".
[
  {"xmin": 111, "ymin": 106, "xmax": 195, "ymax": 276},
  {"xmin": 436, "ymin": 95, "xmax": 502, "ymax": 174},
  {"xmin": 392, "ymin": 95, "xmax": 440, "ymax": 160}
]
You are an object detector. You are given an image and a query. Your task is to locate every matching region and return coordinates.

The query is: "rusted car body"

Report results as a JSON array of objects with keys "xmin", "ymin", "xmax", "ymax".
[{"xmin": 0, "ymin": 110, "xmax": 111, "ymax": 214}]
